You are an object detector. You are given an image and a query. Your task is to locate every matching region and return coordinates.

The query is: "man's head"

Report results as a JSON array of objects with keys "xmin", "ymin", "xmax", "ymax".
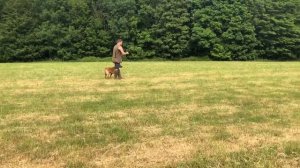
[{"xmin": 116, "ymin": 39, "xmax": 123, "ymax": 46}]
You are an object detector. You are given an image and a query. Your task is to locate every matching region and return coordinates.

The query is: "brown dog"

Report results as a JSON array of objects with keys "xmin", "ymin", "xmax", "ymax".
[{"xmin": 104, "ymin": 67, "xmax": 116, "ymax": 79}]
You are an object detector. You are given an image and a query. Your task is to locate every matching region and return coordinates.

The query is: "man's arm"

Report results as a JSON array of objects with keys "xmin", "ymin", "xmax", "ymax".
[{"xmin": 118, "ymin": 46, "xmax": 129, "ymax": 56}]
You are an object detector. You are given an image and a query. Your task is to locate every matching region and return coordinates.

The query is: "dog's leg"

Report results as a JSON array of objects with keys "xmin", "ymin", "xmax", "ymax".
[{"xmin": 104, "ymin": 70, "xmax": 108, "ymax": 79}]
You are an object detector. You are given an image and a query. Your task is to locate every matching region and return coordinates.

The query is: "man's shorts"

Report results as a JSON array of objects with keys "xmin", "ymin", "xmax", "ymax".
[{"xmin": 114, "ymin": 62, "xmax": 122, "ymax": 69}]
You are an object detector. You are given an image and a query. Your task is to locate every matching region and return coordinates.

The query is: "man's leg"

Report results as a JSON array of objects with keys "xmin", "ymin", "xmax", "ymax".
[
  {"xmin": 118, "ymin": 69, "xmax": 123, "ymax": 79},
  {"xmin": 114, "ymin": 68, "xmax": 119, "ymax": 79},
  {"xmin": 114, "ymin": 63, "xmax": 122, "ymax": 79},
  {"xmin": 118, "ymin": 63, "xmax": 123, "ymax": 79}
]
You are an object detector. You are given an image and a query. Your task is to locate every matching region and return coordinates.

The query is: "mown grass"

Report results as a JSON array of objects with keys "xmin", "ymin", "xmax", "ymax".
[{"xmin": 0, "ymin": 62, "xmax": 299, "ymax": 168}]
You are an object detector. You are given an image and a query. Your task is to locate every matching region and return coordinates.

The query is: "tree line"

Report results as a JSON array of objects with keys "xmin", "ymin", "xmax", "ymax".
[{"xmin": 0, "ymin": 0, "xmax": 299, "ymax": 62}]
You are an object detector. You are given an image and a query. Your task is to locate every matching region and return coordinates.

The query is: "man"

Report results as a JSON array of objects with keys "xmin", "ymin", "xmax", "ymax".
[{"xmin": 112, "ymin": 39, "xmax": 129, "ymax": 79}]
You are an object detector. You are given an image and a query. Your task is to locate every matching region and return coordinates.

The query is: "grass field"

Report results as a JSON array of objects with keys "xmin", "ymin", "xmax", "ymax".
[{"xmin": 0, "ymin": 62, "xmax": 299, "ymax": 168}]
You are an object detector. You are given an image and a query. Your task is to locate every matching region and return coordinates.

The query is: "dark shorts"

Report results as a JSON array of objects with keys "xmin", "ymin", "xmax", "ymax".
[{"xmin": 114, "ymin": 62, "xmax": 122, "ymax": 69}]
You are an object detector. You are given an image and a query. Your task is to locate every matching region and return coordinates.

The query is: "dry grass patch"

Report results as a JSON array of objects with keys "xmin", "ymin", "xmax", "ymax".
[
  {"xmin": 203, "ymin": 104, "xmax": 239, "ymax": 116},
  {"xmin": 149, "ymin": 75, "xmax": 194, "ymax": 83},
  {"xmin": 120, "ymin": 93, "xmax": 144, "ymax": 101},
  {"xmin": 93, "ymin": 136, "xmax": 196, "ymax": 168},
  {"xmin": 3, "ymin": 113, "xmax": 63, "ymax": 125},
  {"xmin": 63, "ymin": 95, "xmax": 103, "ymax": 103},
  {"xmin": 1, "ymin": 156, "xmax": 63, "ymax": 168},
  {"xmin": 8, "ymin": 80, "xmax": 45, "ymax": 88},
  {"xmin": 149, "ymin": 83, "xmax": 198, "ymax": 90},
  {"xmin": 219, "ymin": 124, "xmax": 300, "ymax": 151},
  {"xmin": 0, "ymin": 113, "xmax": 65, "ymax": 142},
  {"xmin": 2, "ymin": 80, "xmax": 45, "ymax": 95},
  {"xmin": 137, "ymin": 126, "xmax": 163, "ymax": 138},
  {"xmin": 101, "ymin": 113, "xmax": 136, "ymax": 125}
]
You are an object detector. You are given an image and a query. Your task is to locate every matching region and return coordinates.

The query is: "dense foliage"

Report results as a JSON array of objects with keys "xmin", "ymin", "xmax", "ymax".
[{"xmin": 0, "ymin": 0, "xmax": 299, "ymax": 62}]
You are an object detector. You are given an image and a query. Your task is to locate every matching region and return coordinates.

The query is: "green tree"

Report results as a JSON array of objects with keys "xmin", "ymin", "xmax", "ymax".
[
  {"xmin": 126, "ymin": 0, "xmax": 158, "ymax": 59},
  {"xmin": 151, "ymin": 0, "xmax": 191, "ymax": 59},
  {"xmin": 191, "ymin": 0, "xmax": 258, "ymax": 60},
  {"xmin": 0, "ymin": 0, "xmax": 37, "ymax": 61},
  {"xmin": 0, "ymin": 0, "xmax": 299, "ymax": 62},
  {"xmin": 247, "ymin": 0, "xmax": 300, "ymax": 60}
]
